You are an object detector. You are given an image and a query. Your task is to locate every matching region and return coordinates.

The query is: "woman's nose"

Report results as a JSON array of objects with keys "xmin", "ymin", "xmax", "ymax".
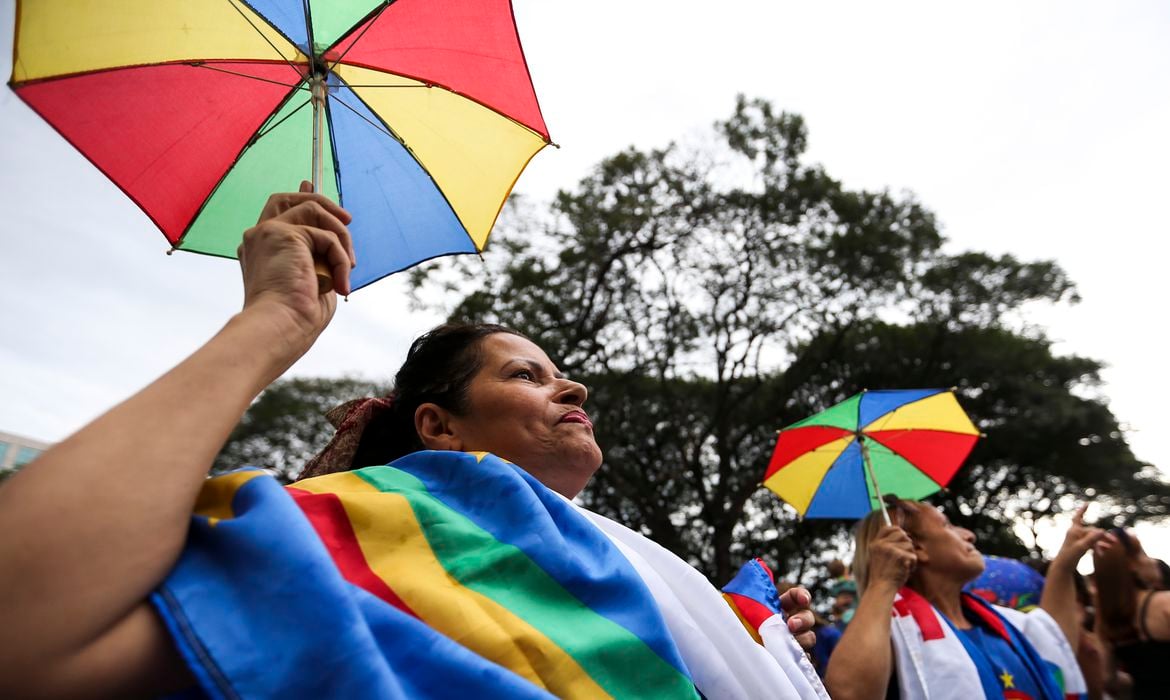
[{"xmin": 555, "ymin": 378, "xmax": 588, "ymax": 406}]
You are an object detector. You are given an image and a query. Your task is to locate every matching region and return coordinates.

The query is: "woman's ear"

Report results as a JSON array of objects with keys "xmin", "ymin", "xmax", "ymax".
[
  {"xmin": 414, "ymin": 403, "xmax": 463, "ymax": 451},
  {"xmin": 911, "ymin": 536, "xmax": 929, "ymax": 566}
]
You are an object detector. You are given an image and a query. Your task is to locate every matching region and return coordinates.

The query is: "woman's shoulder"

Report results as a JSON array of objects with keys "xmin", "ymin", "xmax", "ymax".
[{"xmin": 1138, "ymin": 590, "xmax": 1170, "ymax": 642}]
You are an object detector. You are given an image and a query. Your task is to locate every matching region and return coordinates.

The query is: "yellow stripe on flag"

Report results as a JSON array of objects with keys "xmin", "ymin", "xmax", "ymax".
[
  {"xmin": 763, "ymin": 436, "xmax": 855, "ymax": 516},
  {"xmin": 864, "ymin": 392, "xmax": 979, "ymax": 435},
  {"xmin": 194, "ymin": 470, "xmax": 266, "ymax": 526},
  {"xmin": 293, "ymin": 473, "xmax": 610, "ymax": 699},
  {"xmin": 337, "ymin": 65, "xmax": 548, "ymax": 250},
  {"xmin": 13, "ymin": 0, "xmax": 303, "ymax": 83}
]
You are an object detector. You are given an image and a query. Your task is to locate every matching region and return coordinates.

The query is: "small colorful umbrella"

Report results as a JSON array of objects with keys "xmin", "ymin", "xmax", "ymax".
[
  {"xmin": 762, "ymin": 389, "xmax": 980, "ymax": 521},
  {"xmin": 9, "ymin": 0, "xmax": 550, "ymax": 291}
]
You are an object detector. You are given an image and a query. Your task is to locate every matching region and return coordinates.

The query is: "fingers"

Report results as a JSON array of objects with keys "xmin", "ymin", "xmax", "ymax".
[
  {"xmin": 786, "ymin": 611, "xmax": 816, "ymax": 651},
  {"xmin": 1095, "ymin": 532, "xmax": 1119, "ymax": 555},
  {"xmin": 1075, "ymin": 528, "xmax": 1106, "ymax": 551},
  {"xmin": 793, "ymin": 629, "xmax": 817, "ymax": 652},
  {"xmin": 780, "ymin": 586, "xmax": 811, "ymax": 614},
  {"xmin": 276, "ymin": 199, "xmax": 356, "ymax": 268},
  {"xmin": 787, "ymin": 609, "xmax": 815, "ymax": 636},
  {"xmin": 877, "ymin": 525, "xmax": 914, "ymax": 549},
  {"xmin": 1071, "ymin": 503, "xmax": 1089, "ymax": 526},
  {"xmin": 257, "ymin": 190, "xmax": 353, "ymax": 228},
  {"xmin": 300, "ymin": 225, "xmax": 354, "ymax": 296},
  {"xmin": 299, "ymin": 179, "xmax": 313, "ymax": 194}
]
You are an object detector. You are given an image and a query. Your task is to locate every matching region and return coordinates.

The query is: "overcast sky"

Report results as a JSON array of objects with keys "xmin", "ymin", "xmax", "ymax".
[{"xmin": 2, "ymin": 1, "xmax": 1167, "ymax": 557}]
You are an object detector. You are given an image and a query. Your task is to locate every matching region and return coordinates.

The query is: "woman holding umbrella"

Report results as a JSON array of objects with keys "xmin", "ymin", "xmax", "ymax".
[
  {"xmin": 0, "ymin": 188, "xmax": 826, "ymax": 699},
  {"xmin": 824, "ymin": 498, "xmax": 1099, "ymax": 700}
]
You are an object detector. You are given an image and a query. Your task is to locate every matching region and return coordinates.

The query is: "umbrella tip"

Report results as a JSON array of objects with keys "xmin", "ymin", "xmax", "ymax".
[
  {"xmin": 550, "ymin": 141, "xmax": 562, "ymax": 149},
  {"xmin": 166, "ymin": 246, "xmax": 176, "ymax": 256}
]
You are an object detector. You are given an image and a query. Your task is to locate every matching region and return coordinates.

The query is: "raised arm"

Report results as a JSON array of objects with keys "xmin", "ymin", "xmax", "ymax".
[
  {"xmin": 0, "ymin": 185, "xmax": 354, "ymax": 696},
  {"xmin": 1041, "ymin": 504, "xmax": 1103, "ymax": 650},
  {"xmin": 823, "ymin": 525, "xmax": 917, "ymax": 700},
  {"xmin": 823, "ymin": 526, "xmax": 912, "ymax": 700}
]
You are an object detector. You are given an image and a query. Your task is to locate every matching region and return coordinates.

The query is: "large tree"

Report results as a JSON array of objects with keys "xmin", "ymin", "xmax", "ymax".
[{"xmin": 405, "ymin": 96, "xmax": 1160, "ymax": 583}]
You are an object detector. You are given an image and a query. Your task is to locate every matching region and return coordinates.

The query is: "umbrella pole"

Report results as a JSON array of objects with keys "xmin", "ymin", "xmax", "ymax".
[
  {"xmin": 309, "ymin": 72, "xmax": 332, "ymax": 294},
  {"xmin": 858, "ymin": 435, "xmax": 892, "ymax": 526}
]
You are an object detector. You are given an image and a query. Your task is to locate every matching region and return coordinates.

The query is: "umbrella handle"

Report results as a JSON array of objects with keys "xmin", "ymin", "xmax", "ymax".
[
  {"xmin": 314, "ymin": 259, "xmax": 332, "ymax": 295},
  {"xmin": 309, "ymin": 73, "xmax": 334, "ymax": 296}
]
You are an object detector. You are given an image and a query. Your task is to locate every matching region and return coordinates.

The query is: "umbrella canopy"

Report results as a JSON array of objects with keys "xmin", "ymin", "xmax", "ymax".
[
  {"xmin": 762, "ymin": 389, "xmax": 980, "ymax": 519},
  {"xmin": 9, "ymin": 0, "xmax": 549, "ymax": 290},
  {"xmin": 964, "ymin": 555, "xmax": 1045, "ymax": 612}
]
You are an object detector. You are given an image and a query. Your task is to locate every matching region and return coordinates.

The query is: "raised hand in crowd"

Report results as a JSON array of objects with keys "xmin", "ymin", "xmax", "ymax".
[{"xmin": 1042, "ymin": 504, "xmax": 1105, "ymax": 649}]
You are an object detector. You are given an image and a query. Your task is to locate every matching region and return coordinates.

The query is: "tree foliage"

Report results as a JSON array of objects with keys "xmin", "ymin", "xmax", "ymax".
[
  {"xmin": 215, "ymin": 376, "xmax": 390, "ymax": 482},
  {"xmin": 406, "ymin": 95, "xmax": 1160, "ymax": 584}
]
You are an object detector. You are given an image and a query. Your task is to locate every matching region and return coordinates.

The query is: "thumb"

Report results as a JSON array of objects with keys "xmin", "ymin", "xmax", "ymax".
[{"xmin": 299, "ymin": 179, "xmax": 314, "ymax": 194}]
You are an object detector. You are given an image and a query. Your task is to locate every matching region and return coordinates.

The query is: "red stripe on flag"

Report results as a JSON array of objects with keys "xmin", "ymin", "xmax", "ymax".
[
  {"xmin": 287, "ymin": 487, "xmax": 417, "ymax": 618},
  {"xmin": 962, "ymin": 594, "xmax": 1010, "ymax": 641},
  {"xmin": 893, "ymin": 587, "xmax": 945, "ymax": 641},
  {"xmin": 725, "ymin": 592, "xmax": 776, "ymax": 632},
  {"xmin": 764, "ymin": 426, "xmax": 852, "ymax": 480}
]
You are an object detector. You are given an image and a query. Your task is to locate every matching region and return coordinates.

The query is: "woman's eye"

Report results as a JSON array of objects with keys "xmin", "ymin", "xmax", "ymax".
[{"xmin": 513, "ymin": 369, "xmax": 536, "ymax": 381}]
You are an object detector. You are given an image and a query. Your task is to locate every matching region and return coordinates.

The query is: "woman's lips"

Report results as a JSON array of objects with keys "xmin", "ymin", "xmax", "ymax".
[{"xmin": 559, "ymin": 411, "xmax": 593, "ymax": 429}]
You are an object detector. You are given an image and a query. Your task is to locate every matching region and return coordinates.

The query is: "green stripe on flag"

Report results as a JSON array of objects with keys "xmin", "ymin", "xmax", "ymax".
[{"xmin": 353, "ymin": 466, "xmax": 697, "ymax": 698}]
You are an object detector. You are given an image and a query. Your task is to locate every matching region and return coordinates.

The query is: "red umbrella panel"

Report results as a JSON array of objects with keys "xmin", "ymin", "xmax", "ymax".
[
  {"xmin": 9, "ymin": 0, "xmax": 551, "ymax": 290},
  {"xmin": 762, "ymin": 389, "xmax": 980, "ymax": 519}
]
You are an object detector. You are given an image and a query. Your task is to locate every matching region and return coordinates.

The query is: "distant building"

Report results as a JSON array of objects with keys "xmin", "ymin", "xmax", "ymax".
[{"xmin": 0, "ymin": 430, "xmax": 51, "ymax": 471}]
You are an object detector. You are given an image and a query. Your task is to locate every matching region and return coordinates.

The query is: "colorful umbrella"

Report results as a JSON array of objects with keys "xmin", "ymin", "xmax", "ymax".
[
  {"xmin": 762, "ymin": 389, "xmax": 980, "ymax": 520},
  {"xmin": 964, "ymin": 555, "xmax": 1045, "ymax": 612},
  {"xmin": 9, "ymin": 0, "xmax": 550, "ymax": 291}
]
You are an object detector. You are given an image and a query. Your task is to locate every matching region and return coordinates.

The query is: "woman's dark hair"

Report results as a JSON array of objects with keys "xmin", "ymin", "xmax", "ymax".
[
  {"xmin": 348, "ymin": 322, "xmax": 526, "ymax": 468},
  {"xmin": 1094, "ymin": 527, "xmax": 1146, "ymax": 644}
]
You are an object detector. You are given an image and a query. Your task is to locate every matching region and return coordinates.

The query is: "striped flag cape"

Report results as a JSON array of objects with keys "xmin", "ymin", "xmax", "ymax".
[{"xmin": 152, "ymin": 450, "xmax": 700, "ymax": 699}]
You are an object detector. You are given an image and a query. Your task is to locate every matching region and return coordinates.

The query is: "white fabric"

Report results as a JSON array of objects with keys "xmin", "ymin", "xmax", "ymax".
[
  {"xmin": 577, "ymin": 507, "xmax": 829, "ymax": 700},
  {"xmin": 890, "ymin": 591, "xmax": 1086, "ymax": 700}
]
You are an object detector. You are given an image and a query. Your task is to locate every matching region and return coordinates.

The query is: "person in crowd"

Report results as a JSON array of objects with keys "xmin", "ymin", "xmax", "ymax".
[
  {"xmin": 823, "ymin": 497, "xmax": 1099, "ymax": 700},
  {"xmin": 0, "ymin": 186, "xmax": 827, "ymax": 699},
  {"xmin": 1093, "ymin": 527, "xmax": 1170, "ymax": 700},
  {"xmin": 827, "ymin": 558, "xmax": 850, "ymax": 580},
  {"xmin": 829, "ymin": 577, "xmax": 858, "ymax": 628}
]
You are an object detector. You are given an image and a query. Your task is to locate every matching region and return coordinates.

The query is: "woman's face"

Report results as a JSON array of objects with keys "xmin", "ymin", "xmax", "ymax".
[
  {"xmin": 907, "ymin": 504, "xmax": 986, "ymax": 585},
  {"xmin": 443, "ymin": 333, "xmax": 603, "ymax": 497}
]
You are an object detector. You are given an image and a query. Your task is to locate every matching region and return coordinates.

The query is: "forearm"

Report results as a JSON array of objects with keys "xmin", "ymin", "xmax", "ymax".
[
  {"xmin": 1040, "ymin": 554, "xmax": 1081, "ymax": 649},
  {"xmin": 824, "ymin": 582, "xmax": 899, "ymax": 700},
  {"xmin": 0, "ymin": 306, "xmax": 313, "ymax": 670}
]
